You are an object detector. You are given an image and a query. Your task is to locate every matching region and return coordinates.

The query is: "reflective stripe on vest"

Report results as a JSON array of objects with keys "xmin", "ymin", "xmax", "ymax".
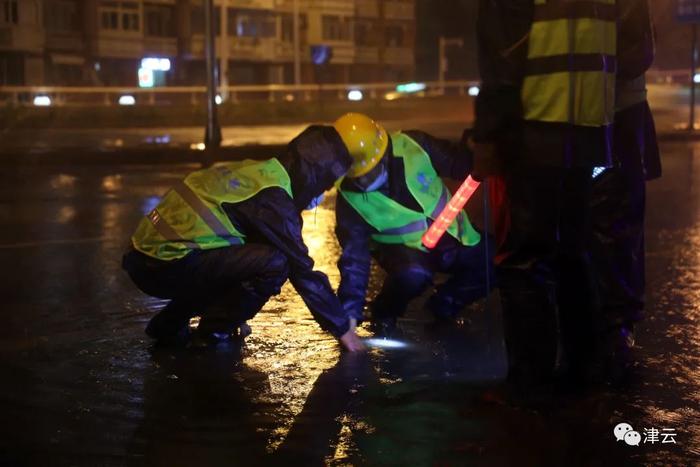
[
  {"xmin": 132, "ymin": 158, "xmax": 292, "ymax": 260},
  {"xmin": 146, "ymin": 208, "xmax": 201, "ymax": 251},
  {"xmin": 522, "ymin": 0, "xmax": 617, "ymax": 127},
  {"xmin": 339, "ymin": 133, "xmax": 481, "ymax": 251}
]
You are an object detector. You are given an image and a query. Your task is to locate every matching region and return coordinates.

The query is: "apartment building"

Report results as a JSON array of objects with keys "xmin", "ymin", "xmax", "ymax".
[{"xmin": 0, "ymin": 0, "xmax": 415, "ymax": 86}]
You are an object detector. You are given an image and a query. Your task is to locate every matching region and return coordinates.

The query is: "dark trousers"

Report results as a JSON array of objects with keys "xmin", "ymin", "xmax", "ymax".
[
  {"xmin": 123, "ymin": 245, "xmax": 289, "ymax": 334},
  {"xmin": 496, "ymin": 167, "xmax": 596, "ymax": 384},
  {"xmin": 591, "ymin": 103, "xmax": 655, "ymax": 332},
  {"xmin": 371, "ymin": 237, "xmax": 494, "ymax": 320},
  {"xmin": 590, "ymin": 167, "xmax": 645, "ymax": 331}
]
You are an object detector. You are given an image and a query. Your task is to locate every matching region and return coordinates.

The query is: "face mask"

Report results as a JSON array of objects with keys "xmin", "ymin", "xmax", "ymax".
[
  {"xmin": 305, "ymin": 192, "xmax": 325, "ymax": 211},
  {"xmin": 356, "ymin": 166, "xmax": 388, "ymax": 192}
]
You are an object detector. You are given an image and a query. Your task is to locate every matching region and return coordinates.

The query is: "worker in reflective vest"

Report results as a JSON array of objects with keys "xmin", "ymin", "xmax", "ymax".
[
  {"xmin": 474, "ymin": 0, "xmax": 617, "ymax": 388},
  {"xmin": 122, "ymin": 125, "xmax": 365, "ymax": 352},
  {"xmin": 590, "ymin": 0, "xmax": 661, "ymax": 385},
  {"xmin": 333, "ymin": 113, "xmax": 493, "ymax": 335}
]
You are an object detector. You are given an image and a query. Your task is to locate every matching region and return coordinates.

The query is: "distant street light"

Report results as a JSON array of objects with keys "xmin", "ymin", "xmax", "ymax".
[
  {"xmin": 204, "ymin": 0, "xmax": 222, "ymax": 150},
  {"xmin": 119, "ymin": 95, "xmax": 136, "ymax": 106},
  {"xmin": 347, "ymin": 89, "xmax": 363, "ymax": 101},
  {"xmin": 468, "ymin": 86, "xmax": 480, "ymax": 97},
  {"xmin": 438, "ymin": 37, "xmax": 464, "ymax": 94},
  {"xmin": 294, "ymin": 0, "xmax": 301, "ymax": 86},
  {"xmin": 220, "ymin": 0, "xmax": 229, "ymax": 101},
  {"xmin": 33, "ymin": 96, "xmax": 51, "ymax": 107}
]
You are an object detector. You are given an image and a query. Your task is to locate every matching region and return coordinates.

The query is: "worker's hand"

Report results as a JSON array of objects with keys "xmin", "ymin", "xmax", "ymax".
[
  {"xmin": 339, "ymin": 329, "xmax": 366, "ymax": 353},
  {"xmin": 471, "ymin": 142, "xmax": 501, "ymax": 181}
]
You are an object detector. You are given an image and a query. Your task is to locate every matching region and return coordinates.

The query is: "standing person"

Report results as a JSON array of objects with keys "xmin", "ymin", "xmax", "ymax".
[
  {"xmin": 333, "ymin": 113, "xmax": 493, "ymax": 334},
  {"xmin": 590, "ymin": 0, "xmax": 661, "ymax": 384},
  {"xmin": 122, "ymin": 125, "xmax": 365, "ymax": 352},
  {"xmin": 474, "ymin": 0, "xmax": 617, "ymax": 388}
]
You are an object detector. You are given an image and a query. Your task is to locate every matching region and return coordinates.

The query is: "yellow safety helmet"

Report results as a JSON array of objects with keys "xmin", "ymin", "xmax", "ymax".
[{"xmin": 333, "ymin": 113, "xmax": 388, "ymax": 178}]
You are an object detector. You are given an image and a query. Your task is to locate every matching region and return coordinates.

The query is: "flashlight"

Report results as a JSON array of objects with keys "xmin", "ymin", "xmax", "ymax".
[{"xmin": 422, "ymin": 175, "xmax": 481, "ymax": 249}]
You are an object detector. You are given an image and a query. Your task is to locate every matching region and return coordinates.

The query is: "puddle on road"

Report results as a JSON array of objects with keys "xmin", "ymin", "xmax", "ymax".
[{"xmin": 0, "ymin": 156, "xmax": 699, "ymax": 465}]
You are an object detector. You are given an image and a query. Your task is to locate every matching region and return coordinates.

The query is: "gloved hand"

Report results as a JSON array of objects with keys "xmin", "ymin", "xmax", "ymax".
[
  {"xmin": 471, "ymin": 142, "xmax": 502, "ymax": 181},
  {"xmin": 338, "ymin": 329, "xmax": 366, "ymax": 352}
]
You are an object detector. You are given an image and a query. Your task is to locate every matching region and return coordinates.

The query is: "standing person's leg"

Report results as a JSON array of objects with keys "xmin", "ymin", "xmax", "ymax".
[
  {"xmin": 370, "ymin": 245, "xmax": 435, "ymax": 331},
  {"xmin": 426, "ymin": 236, "xmax": 496, "ymax": 321},
  {"xmin": 497, "ymin": 166, "xmax": 562, "ymax": 386},
  {"xmin": 590, "ymin": 106, "xmax": 649, "ymax": 381},
  {"xmin": 556, "ymin": 169, "xmax": 598, "ymax": 384}
]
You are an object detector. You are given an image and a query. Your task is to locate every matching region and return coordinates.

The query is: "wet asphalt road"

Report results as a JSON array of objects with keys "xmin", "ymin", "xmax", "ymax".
[
  {"xmin": 0, "ymin": 84, "xmax": 690, "ymax": 155},
  {"xmin": 0, "ymin": 142, "xmax": 699, "ymax": 466}
]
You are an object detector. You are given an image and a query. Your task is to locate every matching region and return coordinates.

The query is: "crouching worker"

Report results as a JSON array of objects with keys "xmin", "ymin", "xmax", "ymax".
[
  {"xmin": 333, "ymin": 113, "xmax": 494, "ymax": 334},
  {"xmin": 122, "ymin": 126, "xmax": 365, "ymax": 352}
]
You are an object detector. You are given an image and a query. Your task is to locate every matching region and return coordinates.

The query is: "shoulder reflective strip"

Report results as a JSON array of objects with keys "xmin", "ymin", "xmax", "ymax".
[
  {"xmin": 380, "ymin": 219, "xmax": 428, "ymax": 236},
  {"xmin": 430, "ymin": 189, "xmax": 449, "ymax": 219},
  {"xmin": 174, "ymin": 181, "xmax": 239, "ymax": 246},
  {"xmin": 525, "ymin": 54, "xmax": 616, "ymax": 76},
  {"xmin": 533, "ymin": 1, "xmax": 615, "ymax": 22},
  {"xmin": 147, "ymin": 209, "xmax": 200, "ymax": 249}
]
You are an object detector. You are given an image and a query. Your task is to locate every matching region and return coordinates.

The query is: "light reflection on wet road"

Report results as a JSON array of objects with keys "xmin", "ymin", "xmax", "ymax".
[{"xmin": 0, "ymin": 143, "xmax": 698, "ymax": 465}]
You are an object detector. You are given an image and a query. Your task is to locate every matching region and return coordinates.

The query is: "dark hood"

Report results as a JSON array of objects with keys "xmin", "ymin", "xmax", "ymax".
[{"xmin": 279, "ymin": 125, "xmax": 353, "ymax": 211}]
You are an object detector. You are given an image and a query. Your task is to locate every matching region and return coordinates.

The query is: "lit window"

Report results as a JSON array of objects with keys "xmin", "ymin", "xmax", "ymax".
[{"xmin": 230, "ymin": 10, "xmax": 276, "ymax": 38}]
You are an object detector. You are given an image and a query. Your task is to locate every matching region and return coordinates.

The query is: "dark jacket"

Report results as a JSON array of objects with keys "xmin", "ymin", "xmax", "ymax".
[
  {"xmin": 474, "ymin": 0, "xmax": 633, "ymax": 168},
  {"xmin": 615, "ymin": 0, "xmax": 661, "ymax": 180},
  {"xmin": 335, "ymin": 130, "xmax": 473, "ymax": 321},
  {"xmin": 221, "ymin": 125, "xmax": 353, "ymax": 337}
]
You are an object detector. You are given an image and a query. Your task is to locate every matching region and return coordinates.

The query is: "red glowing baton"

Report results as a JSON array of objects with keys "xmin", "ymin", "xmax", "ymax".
[{"xmin": 422, "ymin": 175, "xmax": 481, "ymax": 249}]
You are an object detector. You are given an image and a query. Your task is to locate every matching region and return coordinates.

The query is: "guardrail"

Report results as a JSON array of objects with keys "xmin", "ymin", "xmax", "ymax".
[
  {"xmin": 646, "ymin": 68, "xmax": 693, "ymax": 84},
  {"xmin": 0, "ymin": 80, "xmax": 480, "ymax": 108}
]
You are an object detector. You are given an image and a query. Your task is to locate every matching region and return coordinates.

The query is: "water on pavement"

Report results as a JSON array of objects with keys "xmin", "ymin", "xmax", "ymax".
[{"xmin": 0, "ymin": 142, "xmax": 698, "ymax": 465}]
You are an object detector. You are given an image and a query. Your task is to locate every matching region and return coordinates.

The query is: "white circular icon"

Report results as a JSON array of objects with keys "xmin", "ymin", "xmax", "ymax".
[
  {"xmin": 624, "ymin": 431, "xmax": 642, "ymax": 447},
  {"xmin": 614, "ymin": 423, "xmax": 634, "ymax": 441}
]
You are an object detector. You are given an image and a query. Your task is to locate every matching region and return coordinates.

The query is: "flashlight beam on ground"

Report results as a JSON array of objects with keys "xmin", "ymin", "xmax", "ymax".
[
  {"xmin": 422, "ymin": 175, "xmax": 481, "ymax": 249},
  {"xmin": 364, "ymin": 338, "xmax": 409, "ymax": 349}
]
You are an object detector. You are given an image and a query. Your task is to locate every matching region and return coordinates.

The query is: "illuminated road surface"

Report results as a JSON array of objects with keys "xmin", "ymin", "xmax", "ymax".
[
  {"xmin": 0, "ymin": 117, "xmax": 469, "ymax": 153},
  {"xmin": 0, "ymin": 84, "xmax": 694, "ymax": 155},
  {"xmin": 0, "ymin": 141, "xmax": 698, "ymax": 465}
]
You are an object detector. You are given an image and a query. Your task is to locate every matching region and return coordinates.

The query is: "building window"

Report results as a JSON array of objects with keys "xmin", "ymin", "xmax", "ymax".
[
  {"xmin": 45, "ymin": 0, "xmax": 79, "ymax": 32},
  {"xmin": 0, "ymin": 52, "xmax": 23, "ymax": 85},
  {"xmin": 281, "ymin": 13, "xmax": 307, "ymax": 43},
  {"xmin": 355, "ymin": 21, "xmax": 377, "ymax": 47},
  {"xmin": 99, "ymin": 1, "xmax": 140, "ymax": 32},
  {"xmin": 229, "ymin": 9, "xmax": 276, "ymax": 39},
  {"xmin": 385, "ymin": 24, "xmax": 405, "ymax": 47},
  {"xmin": 190, "ymin": 6, "xmax": 220, "ymax": 36},
  {"xmin": 1, "ymin": 0, "xmax": 18, "ymax": 24},
  {"xmin": 322, "ymin": 15, "xmax": 351, "ymax": 41},
  {"xmin": 144, "ymin": 4, "xmax": 175, "ymax": 37}
]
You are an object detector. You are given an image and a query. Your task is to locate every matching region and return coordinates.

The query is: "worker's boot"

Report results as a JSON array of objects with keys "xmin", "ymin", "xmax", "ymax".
[
  {"xmin": 145, "ymin": 300, "xmax": 194, "ymax": 346},
  {"xmin": 598, "ymin": 324, "xmax": 635, "ymax": 387},
  {"xmin": 426, "ymin": 293, "xmax": 462, "ymax": 326}
]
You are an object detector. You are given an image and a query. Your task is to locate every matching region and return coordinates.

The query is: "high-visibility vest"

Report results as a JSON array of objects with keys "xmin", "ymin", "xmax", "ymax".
[
  {"xmin": 132, "ymin": 158, "xmax": 293, "ymax": 261},
  {"xmin": 340, "ymin": 132, "xmax": 481, "ymax": 251},
  {"xmin": 522, "ymin": 0, "xmax": 617, "ymax": 127}
]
